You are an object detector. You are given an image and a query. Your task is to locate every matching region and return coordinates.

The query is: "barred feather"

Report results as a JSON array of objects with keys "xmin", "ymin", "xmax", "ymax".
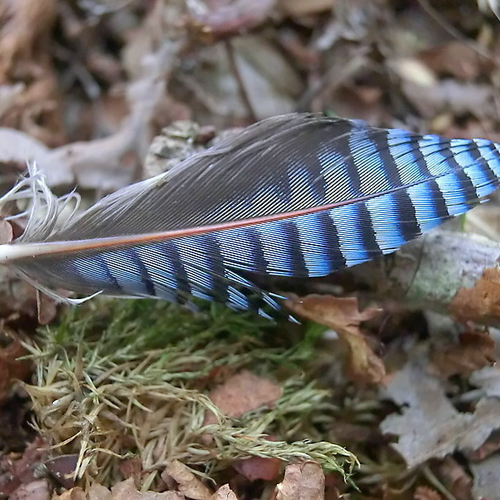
[{"xmin": 1, "ymin": 113, "xmax": 500, "ymax": 316}]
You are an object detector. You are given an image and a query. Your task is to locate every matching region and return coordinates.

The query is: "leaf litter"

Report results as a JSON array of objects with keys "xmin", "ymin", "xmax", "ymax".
[{"xmin": 2, "ymin": 0, "xmax": 500, "ymax": 499}]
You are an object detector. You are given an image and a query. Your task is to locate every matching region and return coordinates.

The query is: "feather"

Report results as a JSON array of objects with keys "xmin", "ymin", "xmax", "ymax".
[{"xmin": 1, "ymin": 113, "xmax": 500, "ymax": 316}]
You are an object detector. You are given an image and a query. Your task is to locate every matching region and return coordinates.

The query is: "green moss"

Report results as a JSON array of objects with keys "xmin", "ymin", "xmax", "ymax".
[{"xmin": 23, "ymin": 299, "xmax": 358, "ymax": 487}]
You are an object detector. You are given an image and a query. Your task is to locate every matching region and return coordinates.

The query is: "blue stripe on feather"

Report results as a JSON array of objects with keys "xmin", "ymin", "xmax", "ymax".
[
  {"xmin": 329, "ymin": 204, "xmax": 370, "ymax": 266},
  {"xmin": 406, "ymin": 182, "xmax": 445, "ymax": 232},
  {"xmin": 365, "ymin": 193, "xmax": 406, "ymax": 251},
  {"xmin": 449, "ymin": 139, "xmax": 495, "ymax": 198},
  {"xmin": 101, "ymin": 249, "xmax": 154, "ymax": 296}
]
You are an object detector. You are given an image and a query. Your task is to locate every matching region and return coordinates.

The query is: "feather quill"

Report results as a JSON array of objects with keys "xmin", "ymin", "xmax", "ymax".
[{"xmin": 1, "ymin": 113, "xmax": 500, "ymax": 316}]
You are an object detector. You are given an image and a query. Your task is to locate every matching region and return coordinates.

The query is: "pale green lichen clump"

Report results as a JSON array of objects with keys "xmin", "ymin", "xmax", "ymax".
[{"xmin": 23, "ymin": 299, "xmax": 358, "ymax": 488}]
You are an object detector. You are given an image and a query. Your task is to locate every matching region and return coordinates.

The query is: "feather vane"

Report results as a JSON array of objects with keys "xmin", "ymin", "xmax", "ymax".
[{"xmin": 1, "ymin": 113, "xmax": 500, "ymax": 316}]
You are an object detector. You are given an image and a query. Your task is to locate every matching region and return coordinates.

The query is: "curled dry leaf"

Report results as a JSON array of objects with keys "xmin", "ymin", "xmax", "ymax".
[
  {"xmin": 205, "ymin": 370, "xmax": 282, "ymax": 425},
  {"xmin": 449, "ymin": 263, "xmax": 500, "ymax": 324},
  {"xmin": 431, "ymin": 329, "xmax": 496, "ymax": 378},
  {"xmin": 210, "ymin": 484, "xmax": 238, "ymax": 500},
  {"xmin": 275, "ymin": 462, "xmax": 324, "ymax": 500},
  {"xmin": 163, "ymin": 461, "xmax": 212, "ymax": 500},
  {"xmin": 286, "ymin": 295, "xmax": 385, "ymax": 384}
]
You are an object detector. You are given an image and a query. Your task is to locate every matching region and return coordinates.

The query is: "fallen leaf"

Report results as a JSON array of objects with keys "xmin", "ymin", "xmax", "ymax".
[
  {"xmin": 88, "ymin": 483, "xmax": 112, "ymax": 500},
  {"xmin": 52, "ymin": 487, "xmax": 86, "ymax": 500},
  {"xmin": 210, "ymin": 484, "xmax": 238, "ymax": 500},
  {"xmin": 10, "ymin": 479, "xmax": 50, "ymax": 500},
  {"xmin": 45, "ymin": 454, "xmax": 79, "ymax": 489},
  {"xmin": 470, "ymin": 453, "xmax": 500, "ymax": 500},
  {"xmin": 380, "ymin": 358, "xmax": 500, "ymax": 467},
  {"xmin": 286, "ymin": 295, "xmax": 385, "ymax": 384},
  {"xmin": 0, "ymin": 437, "xmax": 47, "ymax": 497},
  {"xmin": 470, "ymin": 366, "xmax": 500, "ymax": 398},
  {"xmin": 205, "ymin": 370, "xmax": 282, "ymax": 425},
  {"xmin": 431, "ymin": 329, "xmax": 496, "ymax": 378},
  {"xmin": 233, "ymin": 456, "xmax": 282, "ymax": 481},
  {"xmin": 449, "ymin": 264, "xmax": 500, "ymax": 324},
  {"xmin": 111, "ymin": 478, "xmax": 184, "ymax": 500},
  {"xmin": 275, "ymin": 462, "xmax": 324, "ymax": 500},
  {"xmin": 0, "ymin": 341, "xmax": 32, "ymax": 403},
  {"xmin": 163, "ymin": 461, "xmax": 212, "ymax": 500},
  {"xmin": 413, "ymin": 486, "xmax": 442, "ymax": 500}
]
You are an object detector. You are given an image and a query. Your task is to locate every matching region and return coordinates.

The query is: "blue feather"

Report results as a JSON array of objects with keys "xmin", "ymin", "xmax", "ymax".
[{"xmin": 1, "ymin": 113, "xmax": 500, "ymax": 316}]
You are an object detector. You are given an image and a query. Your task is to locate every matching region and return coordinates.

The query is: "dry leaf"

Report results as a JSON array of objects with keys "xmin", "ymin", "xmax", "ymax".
[
  {"xmin": 163, "ymin": 461, "xmax": 212, "ymax": 500},
  {"xmin": 111, "ymin": 478, "xmax": 184, "ymax": 500},
  {"xmin": 45, "ymin": 454, "xmax": 78, "ymax": 489},
  {"xmin": 286, "ymin": 295, "xmax": 385, "ymax": 383},
  {"xmin": 431, "ymin": 330, "xmax": 496, "ymax": 378},
  {"xmin": 470, "ymin": 453, "xmax": 500, "ymax": 500},
  {"xmin": 381, "ymin": 359, "xmax": 500, "ymax": 467},
  {"xmin": 0, "ymin": 341, "xmax": 32, "ymax": 403},
  {"xmin": 88, "ymin": 483, "xmax": 113, "ymax": 500},
  {"xmin": 276, "ymin": 462, "xmax": 324, "ymax": 500},
  {"xmin": 449, "ymin": 264, "xmax": 500, "ymax": 324},
  {"xmin": 205, "ymin": 370, "xmax": 282, "ymax": 425},
  {"xmin": 52, "ymin": 487, "xmax": 86, "ymax": 500},
  {"xmin": 413, "ymin": 486, "xmax": 442, "ymax": 500},
  {"xmin": 210, "ymin": 484, "xmax": 238, "ymax": 500},
  {"xmin": 0, "ymin": 437, "xmax": 46, "ymax": 497},
  {"xmin": 233, "ymin": 456, "xmax": 282, "ymax": 481},
  {"xmin": 10, "ymin": 479, "xmax": 50, "ymax": 500}
]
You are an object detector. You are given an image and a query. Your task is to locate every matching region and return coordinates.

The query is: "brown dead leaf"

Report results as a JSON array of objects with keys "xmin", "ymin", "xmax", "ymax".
[
  {"xmin": 286, "ymin": 295, "xmax": 385, "ymax": 384},
  {"xmin": 431, "ymin": 330, "xmax": 496, "ymax": 378},
  {"xmin": 450, "ymin": 264, "xmax": 500, "ymax": 324},
  {"xmin": 163, "ymin": 461, "xmax": 212, "ymax": 500},
  {"xmin": 0, "ymin": 437, "xmax": 47, "ymax": 497},
  {"xmin": 380, "ymin": 358, "xmax": 500, "ymax": 467},
  {"xmin": 45, "ymin": 454, "xmax": 78, "ymax": 489},
  {"xmin": 111, "ymin": 478, "xmax": 184, "ymax": 500},
  {"xmin": 87, "ymin": 483, "xmax": 112, "ymax": 500},
  {"xmin": 233, "ymin": 456, "xmax": 282, "ymax": 481},
  {"xmin": 0, "ymin": 0, "xmax": 56, "ymax": 81},
  {"xmin": 210, "ymin": 484, "xmax": 238, "ymax": 500},
  {"xmin": 276, "ymin": 462, "xmax": 324, "ymax": 500},
  {"xmin": 52, "ymin": 487, "xmax": 86, "ymax": 500},
  {"xmin": 10, "ymin": 479, "xmax": 50, "ymax": 500},
  {"xmin": 0, "ymin": 341, "xmax": 32, "ymax": 402},
  {"xmin": 413, "ymin": 486, "xmax": 441, "ymax": 500},
  {"xmin": 205, "ymin": 370, "xmax": 282, "ymax": 425}
]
